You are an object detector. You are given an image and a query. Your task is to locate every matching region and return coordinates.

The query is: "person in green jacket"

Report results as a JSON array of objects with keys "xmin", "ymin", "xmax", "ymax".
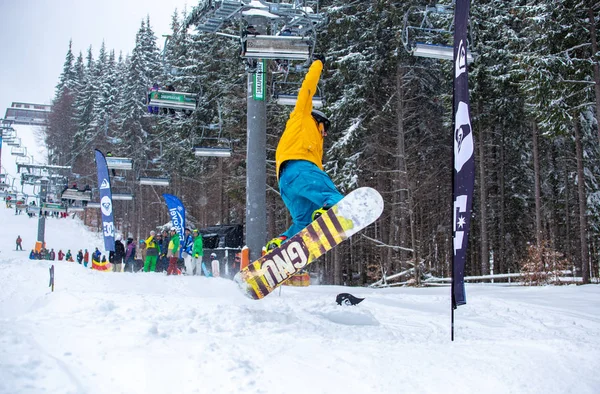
[
  {"xmin": 167, "ymin": 228, "xmax": 181, "ymax": 275},
  {"xmin": 190, "ymin": 229, "xmax": 204, "ymax": 276},
  {"xmin": 144, "ymin": 230, "xmax": 159, "ymax": 272}
]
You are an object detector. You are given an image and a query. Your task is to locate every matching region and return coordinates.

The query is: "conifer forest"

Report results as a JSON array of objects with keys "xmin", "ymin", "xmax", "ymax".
[{"xmin": 46, "ymin": 1, "xmax": 600, "ymax": 286}]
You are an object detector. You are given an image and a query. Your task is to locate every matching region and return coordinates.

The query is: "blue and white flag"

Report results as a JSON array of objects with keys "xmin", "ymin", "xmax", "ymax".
[
  {"xmin": 452, "ymin": 0, "xmax": 475, "ymax": 308},
  {"xmin": 163, "ymin": 193, "xmax": 186, "ymax": 250},
  {"xmin": 95, "ymin": 149, "xmax": 115, "ymax": 252}
]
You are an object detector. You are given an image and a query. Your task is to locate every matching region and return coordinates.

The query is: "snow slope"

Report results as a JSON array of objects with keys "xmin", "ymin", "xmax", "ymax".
[{"xmin": 0, "ymin": 203, "xmax": 599, "ymax": 394}]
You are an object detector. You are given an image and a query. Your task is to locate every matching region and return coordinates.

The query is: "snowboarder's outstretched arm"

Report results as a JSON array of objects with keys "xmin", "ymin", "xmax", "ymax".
[{"xmin": 293, "ymin": 59, "xmax": 323, "ymax": 117}]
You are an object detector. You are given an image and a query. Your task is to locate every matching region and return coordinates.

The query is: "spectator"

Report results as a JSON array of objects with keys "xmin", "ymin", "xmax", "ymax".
[
  {"xmin": 83, "ymin": 249, "xmax": 89, "ymax": 267},
  {"xmin": 16, "ymin": 235, "xmax": 23, "ymax": 251},
  {"xmin": 65, "ymin": 250, "xmax": 73, "ymax": 262},
  {"xmin": 29, "ymin": 249, "xmax": 35, "ymax": 259},
  {"xmin": 49, "ymin": 248, "xmax": 56, "ymax": 261},
  {"xmin": 210, "ymin": 252, "xmax": 220, "ymax": 277},
  {"xmin": 158, "ymin": 229, "xmax": 170, "ymax": 273},
  {"xmin": 93, "ymin": 247, "xmax": 101, "ymax": 262},
  {"xmin": 182, "ymin": 228, "xmax": 194, "ymax": 275},
  {"xmin": 124, "ymin": 238, "xmax": 136, "ymax": 273},
  {"xmin": 144, "ymin": 231, "xmax": 159, "ymax": 272},
  {"xmin": 190, "ymin": 229, "xmax": 204, "ymax": 276},
  {"xmin": 113, "ymin": 235, "xmax": 125, "ymax": 273},
  {"xmin": 166, "ymin": 228, "xmax": 181, "ymax": 275},
  {"xmin": 77, "ymin": 249, "xmax": 83, "ymax": 264},
  {"xmin": 58, "ymin": 249, "xmax": 65, "ymax": 261}
]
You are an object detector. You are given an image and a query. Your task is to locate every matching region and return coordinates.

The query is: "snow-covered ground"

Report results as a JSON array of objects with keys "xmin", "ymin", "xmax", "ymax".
[{"xmin": 0, "ymin": 203, "xmax": 599, "ymax": 394}]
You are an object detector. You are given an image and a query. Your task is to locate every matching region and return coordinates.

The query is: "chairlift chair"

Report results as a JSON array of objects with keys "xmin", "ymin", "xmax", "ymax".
[
  {"xmin": 105, "ymin": 157, "xmax": 133, "ymax": 170},
  {"xmin": 60, "ymin": 188, "xmax": 92, "ymax": 202},
  {"xmin": 147, "ymin": 89, "xmax": 199, "ymax": 113},
  {"xmin": 272, "ymin": 80, "xmax": 324, "ymax": 108},
  {"xmin": 11, "ymin": 146, "xmax": 27, "ymax": 157},
  {"xmin": 1, "ymin": 128, "xmax": 16, "ymax": 138},
  {"xmin": 242, "ymin": 35, "xmax": 312, "ymax": 61},
  {"xmin": 139, "ymin": 175, "xmax": 170, "ymax": 187},
  {"xmin": 41, "ymin": 202, "xmax": 67, "ymax": 213},
  {"xmin": 5, "ymin": 137, "xmax": 21, "ymax": 147},
  {"xmin": 112, "ymin": 193, "xmax": 134, "ymax": 201},
  {"xmin": 401, "ymin": 3, "xmax": 474, "ymax": 63},
  {"xmin": 193, "ymin": 104, "xmax": 233, "ymax": 158},
  {"xmin": 86, "ymin": 202, "xmax": 102, "ymax": 209}
]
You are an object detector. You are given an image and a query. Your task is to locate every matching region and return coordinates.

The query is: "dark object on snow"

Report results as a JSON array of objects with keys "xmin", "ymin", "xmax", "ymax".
[{"xmin": 336, "ymin": 293, "xmax": 364, "ymax": 306}]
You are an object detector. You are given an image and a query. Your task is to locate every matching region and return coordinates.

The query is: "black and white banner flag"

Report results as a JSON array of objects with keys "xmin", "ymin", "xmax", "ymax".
[{"xmin": 452, "ymin": 0, "xmax": 475, "ymax": 308}]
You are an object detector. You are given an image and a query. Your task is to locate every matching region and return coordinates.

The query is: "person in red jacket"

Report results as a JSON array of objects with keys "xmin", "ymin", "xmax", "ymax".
[{"xmin": 58, "ymin": 249, "xmax": 65, "ymax": 261}]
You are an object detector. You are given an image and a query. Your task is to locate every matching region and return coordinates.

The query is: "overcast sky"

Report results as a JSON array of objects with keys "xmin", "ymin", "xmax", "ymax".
[{"xmin": 0, "ymin": 0, "xmax": 194, "ymax": 117}]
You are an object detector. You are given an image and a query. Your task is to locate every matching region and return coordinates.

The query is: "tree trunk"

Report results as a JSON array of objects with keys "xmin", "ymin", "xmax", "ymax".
[
  {"xmin": 499, "ymin": 125, "xmax": 506, "ymax": 273},
  {"xmin": 573, "ymin": 117, "xmax": 590, "ymax": 283},
  {"xmin": 477, "ymin": 110, "xmax": 489, "ymax": 275},
  {"xmin": 396, "ymin": 64, "xmax": 409, "ymax": 275},
  {"xmin": 588, "ymin": 8, "xmax": 600, "ymax": 146},
  {"xmin": 532, "ymin": 122, "xmax": 543, "ymax": 246}
]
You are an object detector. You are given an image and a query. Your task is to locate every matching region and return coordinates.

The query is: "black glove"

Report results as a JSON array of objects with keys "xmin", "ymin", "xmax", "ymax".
[{"xmin": 313, "ymin": 54, "xmax": 325, "ymax": 65}]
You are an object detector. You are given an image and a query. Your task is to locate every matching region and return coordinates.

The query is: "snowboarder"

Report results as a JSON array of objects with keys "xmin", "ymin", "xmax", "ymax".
[
  {"xmin": 266, "ymin": 56, "xmax": 344, "ymax": 252},
  {"xmin": 65, "ymin": 250, "xmax": 73, "ymax": 262},
  {"xmin": 15, "ymin": 235, "xmax": 22, "ymax": 251}
]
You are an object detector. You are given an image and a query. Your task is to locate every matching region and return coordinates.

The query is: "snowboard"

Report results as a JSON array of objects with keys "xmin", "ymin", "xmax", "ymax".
[
  {"xmin": 201, "ymin": 262, "xmax": 212, "ymax": 277},
  {"xmin": 235, "ymin": 187, "xmax": 384, "ymax": 300}
]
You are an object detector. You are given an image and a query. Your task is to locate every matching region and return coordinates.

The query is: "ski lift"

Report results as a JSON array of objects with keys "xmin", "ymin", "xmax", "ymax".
[
  {"xmin": 5, "ymin": 137, "xmax": 21, "ymax": 147},
  {"xmin": 41, "ymin": 202, "xmax": 67, "ymax": 213},
  {"xmin": 27, "ymin": 204, "xmax": 40, "ymax": 215},
  {"xmin": 105, "ymin": 156, "xmax": 133, "ymax": 170},
  {"xmin": 401, "ymin": 3, "xmax": 474, "ymax": 63},
  {"xmin": 60, "ymin": 187, "xmax": 92, "ymax": 202},
  {"xmin": 139, "ymin": 176, "xmax": 170, "ymax": 186},
  {"xmin": 11, "ymin": 146, "xmax": 27, "ymax": 157},
  {"xmin": 86, "ymin": 202, "xmax": 101, "ymax": 209},
  {"xmin": 272, "ymin": 80, "xmax": 324, "ymax": 108},
  {"xmin": 112, "ymin": 185, "xmax": 134, "ymax": 201},
  {"xmin": 112, "ymin": 193, "xmax": 134, "ymax": 201},
  {"xmin": 1, "ymin": 127, "xmax": 16, "ymax": 138},
  {"xmin": 147, "ymin": 87, "xmax": 199, "ymax": 114},
  {"xmin": 15, "ymin": 199, "xmax": 28, "ymax": 211},
  {"xmin": 15, "ymin": 155, "xmax": 32, "ymax": 165},
  {"xmin": 242, "ymin": 35, "xmax": 312, "ymax": 61},
  {"xmin": 193, "ymin": 104, "xmax": 233, "ymax": 158}
]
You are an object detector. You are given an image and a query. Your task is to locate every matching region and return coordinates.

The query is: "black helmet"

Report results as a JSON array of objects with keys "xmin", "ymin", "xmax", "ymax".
[{"xmin": 311, "ymin": 110, "xmax": 331, "ymax": 132}]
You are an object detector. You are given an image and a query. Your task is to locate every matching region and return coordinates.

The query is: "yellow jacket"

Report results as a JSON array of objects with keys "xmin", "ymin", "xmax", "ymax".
[{"xmin": 275, "ymin": 60, "xmax": 324, "ymax": 180}]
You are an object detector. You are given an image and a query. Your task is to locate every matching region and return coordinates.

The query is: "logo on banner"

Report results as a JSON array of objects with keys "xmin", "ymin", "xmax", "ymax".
[
  {"xmin": 100, "ymin": 195, "xmax": 113, "ymax": 216},
  {"xmin": 453, "ymin": 195, "xmax": 468, "ymax": 254},
  {"xmin": 168, "ymin": 207, "xmax": 184, "ymax": 232},
  {"xmin": 455, "ymin": 39, "xmax": 467, "ymax": 78},
  {"xmin": 103, "ymin": 221, "xmax": 115, "ymax": 237},
  {"xmin": 100, "ymin": 179, "xmax": 110, "ymax": 189},
  {"xmin": 454, "ymin": 101, "xmax": 473, "ymax": 172}
]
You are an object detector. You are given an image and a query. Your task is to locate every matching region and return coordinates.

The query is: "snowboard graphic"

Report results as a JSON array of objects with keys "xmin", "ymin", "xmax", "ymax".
[{"xmin": 235, "ymin": 187, "xmax": 384, "ymax": 300}]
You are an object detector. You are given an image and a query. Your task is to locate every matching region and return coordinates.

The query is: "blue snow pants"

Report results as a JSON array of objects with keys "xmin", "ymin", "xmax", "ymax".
[{"xmin": 278, "ymin": 160, "xmax": 344, "ymax": 239}]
